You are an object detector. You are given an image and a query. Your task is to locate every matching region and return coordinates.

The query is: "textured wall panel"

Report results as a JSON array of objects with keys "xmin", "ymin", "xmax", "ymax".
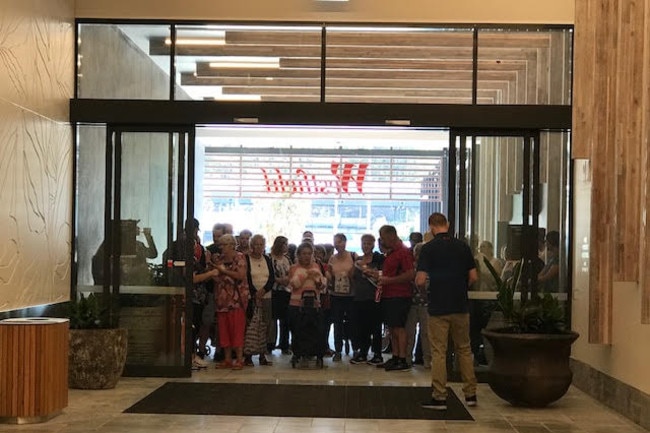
[
  {"xmin": 0, "ymin": 0, "xmax": 74, "ymax": 121},
  {"xmin": 0, "ymin": 101, "xmax": 72, "ymax": 311},
  {"xmin": 0, "ymin": 0, "xmax": 74, "ymax": 313}
]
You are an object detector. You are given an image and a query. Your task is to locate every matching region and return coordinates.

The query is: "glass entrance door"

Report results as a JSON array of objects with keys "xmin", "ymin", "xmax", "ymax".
[
  {"xmin": 447, "ymin": 129, "xmax": 544, "ymax": 371},
  {"xmin": 96, "ymin": 126, "xmax": 195, "ymax": 377}
]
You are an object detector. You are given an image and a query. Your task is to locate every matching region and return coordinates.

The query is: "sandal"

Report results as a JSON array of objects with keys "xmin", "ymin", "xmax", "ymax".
[{"xmin": 215, "ymin": 360, "xmax": 233, "ymax": 369}]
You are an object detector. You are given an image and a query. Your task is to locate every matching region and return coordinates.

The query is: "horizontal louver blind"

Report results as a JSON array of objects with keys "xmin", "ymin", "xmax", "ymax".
[{"xmin": 203, "ymin": 148, "xmax": 443, "ymax": 202}]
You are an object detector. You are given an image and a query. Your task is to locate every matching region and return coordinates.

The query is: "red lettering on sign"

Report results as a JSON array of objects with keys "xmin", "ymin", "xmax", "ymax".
[
  {"xmin": 261, "ymin": 162, "xmax": 368, "ymax": 196},
  {"xmin": 330, "ymin": 162, "xmax": 368, "ymax": 194}
]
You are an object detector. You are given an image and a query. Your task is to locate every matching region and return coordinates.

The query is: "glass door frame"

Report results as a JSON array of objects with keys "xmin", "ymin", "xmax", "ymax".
[
  {"xmin": 448, "ymin": 127, "xmax": 542, "ymax": 296},
  {"xmin": 102, "ymin": 124, "xmax": 196, "ymax": 377}
]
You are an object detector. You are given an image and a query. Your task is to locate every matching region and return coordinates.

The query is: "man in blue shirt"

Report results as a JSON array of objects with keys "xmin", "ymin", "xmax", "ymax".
[{"xmin": 415, "ymin": 213, "xmax": 478, "ymax": 410}]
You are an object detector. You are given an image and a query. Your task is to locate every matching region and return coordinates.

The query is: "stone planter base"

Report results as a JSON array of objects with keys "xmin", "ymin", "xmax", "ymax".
[{"xmin": 69, "ymin": 328, "xmax": 128, "ymax": 389}]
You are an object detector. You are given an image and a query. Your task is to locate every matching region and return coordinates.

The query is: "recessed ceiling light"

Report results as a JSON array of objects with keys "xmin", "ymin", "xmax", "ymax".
[
  {"xmin": 209, "ymin": 57, "xmax": 280, "ymax": 69},
  {"xmin": 164, "ymin": 37, "xmax": 225, "ymax": 46}
]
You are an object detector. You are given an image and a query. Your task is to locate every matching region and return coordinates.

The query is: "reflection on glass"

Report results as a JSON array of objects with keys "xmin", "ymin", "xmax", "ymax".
[
  {"xmin": 477, "ymin": 28, "xmax": 573, "ymax": 105},
  {"xmin": 77, "ymin": 24, "xmax": 171, "ymax": 99}
]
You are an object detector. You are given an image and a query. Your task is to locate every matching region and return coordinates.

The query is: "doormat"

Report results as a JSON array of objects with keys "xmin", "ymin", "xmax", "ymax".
[{"xmin": 124, "ymin": 382, "xmax": 473, "ymax": 421}]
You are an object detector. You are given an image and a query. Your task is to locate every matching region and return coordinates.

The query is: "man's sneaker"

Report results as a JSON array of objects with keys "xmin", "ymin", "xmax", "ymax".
[
  {"xmin": 378, "ymin": 357, "xmax": 397, "ymax": 369},
  {"xmin": 367, "ymin": 354, "xmax": 384, "ymax": 365},
  {"xmin": 421, "ymin": 398, "xmax": 447, "ymax": 410},
  {"xmin": 350, "ymin": 354, "xmax": 367, "ymax": 364},
  {"xmin": 465, "ymin": 395, "xmax": 477, "ymax": 407},
  {"xmin": 332, "ymin": 352, "xmax": 342, "ymax": 362},
  {"xmin": 385, "ymin": 358, "xmax": 411, "ymax": 372}
]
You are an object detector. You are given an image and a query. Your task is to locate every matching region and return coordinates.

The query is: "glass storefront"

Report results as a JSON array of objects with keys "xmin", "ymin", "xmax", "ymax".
[{"xmin": 73, "ymin": 20, "xmax": 573, "ymax": 376}]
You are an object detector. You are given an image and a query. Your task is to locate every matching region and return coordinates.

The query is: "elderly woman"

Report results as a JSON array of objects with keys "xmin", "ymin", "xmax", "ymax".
[
  {"xmin": 287, "ymin": 242, "xmax": 327, "ymax": 363},
  {"xmin": 244, "ymin": 234, "xmax": 275, "ymax": 366},
  {"xmin": 270, "ymin": 235, "xmax": 292, "ymax": 355},
  {"xmin": 327, "ymin": 233, "xmax": 357, "ymax": 362},
  {"xmin": 212, "ymin": 234, "xmax": 249, "ymax": 370}
]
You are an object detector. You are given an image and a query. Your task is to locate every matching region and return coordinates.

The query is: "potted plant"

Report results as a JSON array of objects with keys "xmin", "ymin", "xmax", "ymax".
[
  {"xmin": 68, "ymin": 293, "xmax": 128, "ymax": 389},
  {"xmin": 481, "ymin": 259, "xmax": 579, "ymax": 407}
]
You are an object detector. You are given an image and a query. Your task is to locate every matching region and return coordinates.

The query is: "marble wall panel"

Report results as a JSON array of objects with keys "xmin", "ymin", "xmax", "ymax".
[
  {"xmin": 0, "ymin": 100, "xmax": 72, "ymax": 311},
  {"xmin": 0, "ymin": 0, "xmax": 74, "ymax": 312},
  {"xmin": 0, "ymin": 0, "xmax": 74, "ymax": 121}
]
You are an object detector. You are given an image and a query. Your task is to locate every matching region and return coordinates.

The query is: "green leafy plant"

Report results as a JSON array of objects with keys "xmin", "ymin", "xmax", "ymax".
[
  {"xmin": 68, "ymin": 293, "xmax": 111, "ymax": 329},
  {"xmin": 483, "ymin": 258, "xmax": 566, "ymax": 334}
]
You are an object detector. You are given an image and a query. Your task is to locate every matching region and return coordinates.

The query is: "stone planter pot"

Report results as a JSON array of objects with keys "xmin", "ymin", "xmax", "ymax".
[
  {"xmin": 69, "ymin": 328, "xmax": 128, "ymax": 389},
  {"xmin": 481, "ymin": 328, "xmax": 579, "ymax": 407}
]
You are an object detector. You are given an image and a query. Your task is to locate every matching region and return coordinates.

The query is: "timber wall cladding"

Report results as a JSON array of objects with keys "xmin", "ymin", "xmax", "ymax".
[{"xmin": 573, "ymin": 0, "xmax": 650, "ymax": 342}]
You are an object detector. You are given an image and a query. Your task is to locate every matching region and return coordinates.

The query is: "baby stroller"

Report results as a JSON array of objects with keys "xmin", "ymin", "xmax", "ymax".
[{"xmin": 291, "ymin": 290, "xmax": 325, "ymax": 369}]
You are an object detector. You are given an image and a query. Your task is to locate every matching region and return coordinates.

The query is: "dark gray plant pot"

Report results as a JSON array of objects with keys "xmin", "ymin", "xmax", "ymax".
[
  {"xmin": 481, "ymin": 328, "xmax": 579, "ymax": 407},
  {"xmin": 69, "ymin": 328, "xmax": 128, "ymax": 389}
]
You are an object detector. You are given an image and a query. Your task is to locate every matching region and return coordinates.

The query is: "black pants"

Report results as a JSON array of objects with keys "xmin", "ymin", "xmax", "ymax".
[
  {"xmin": 272, "ymin": 290, "xmax": 291, "ymax": 350},
  {"xmin": 351, "ymin": 299, "xmax": 383, "ymax": 356},
  {"xmin": 330, "ymin": 296, "xmax": 355, "ymax": 353},
  {"xmin": 469, "ymin": 300, "xmax": 495, "ymax": 362}
]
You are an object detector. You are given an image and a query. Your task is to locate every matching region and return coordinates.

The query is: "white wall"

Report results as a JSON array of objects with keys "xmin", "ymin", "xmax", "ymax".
[{"xmin": 75, "ymin": 0, "xmax": 573, "ymax": 24}]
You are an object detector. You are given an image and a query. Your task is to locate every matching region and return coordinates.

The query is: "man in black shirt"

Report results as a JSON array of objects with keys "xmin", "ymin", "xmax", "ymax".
[{"xmin": 415, "ymin": 212, "xmax": 478, "ymax": 410}]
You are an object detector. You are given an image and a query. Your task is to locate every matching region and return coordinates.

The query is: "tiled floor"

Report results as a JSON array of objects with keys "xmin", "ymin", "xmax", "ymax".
[{"xmin": 4, "ymin": 352, "xmax": 648, "ymax": 433}]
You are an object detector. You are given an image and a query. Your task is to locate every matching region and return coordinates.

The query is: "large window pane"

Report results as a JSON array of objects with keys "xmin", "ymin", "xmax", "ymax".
[
  {"xmin": 477, "ymin": 29, "xmax": 572, "ymax": 105},
  {"xmin": 173, "ymin": 25, "xmax": 322, "ymax": 102},
  {"xmin": 78, "ymin": 24, "xmax": 171, "ymax": 99},
  {"xmin": 325, "ymin": 27, "xmax": 474, "ymax": 104}
]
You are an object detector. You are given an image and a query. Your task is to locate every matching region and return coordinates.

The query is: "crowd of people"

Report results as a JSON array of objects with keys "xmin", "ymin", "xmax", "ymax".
[{"xmin": 172, "ymin": 214, "xmax": 561, "ymax": 410}]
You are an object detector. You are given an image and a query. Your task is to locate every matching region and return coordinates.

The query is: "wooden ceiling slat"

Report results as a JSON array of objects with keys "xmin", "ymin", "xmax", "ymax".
[
  {"xmin": 151, "ymin": 31, "xmax": 550, "ymax": 53},
  {"xmin": 282, "ymin": 58, "xmax": 528, "ymax": 71},
  {"xmin": 222, "ymin": 86, "xmax": 475, "ymax": 97},
  {"xmin": 195, "ymin": 63, "xmax": 321, "ymax": 77},
  {"xmin": 224, "ymin": 31, "xmax": 322, "ymax": 45},
  {"xmin": 151, "ymin": 37, "xmax": 539, "ymax": 60},
  {"xmin": 196, "ymin": 62, "xmax": 522, "ymax": 81},
  {"xmin": 326, "ymin": 31, "xmax": 473, "ymax": 47},
  {"xmin": 182, "ymin": 72, "xmax": 511, "ymax": 90},
  {"xmin": 478, "ymin": 32, "xmax": 553, "ymax": 48}
]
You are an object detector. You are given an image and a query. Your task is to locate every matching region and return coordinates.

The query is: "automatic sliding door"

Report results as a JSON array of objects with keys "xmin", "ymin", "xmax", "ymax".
[
  {"xmin": 448, "ymin": 129, "xmax": 545, "ymax": 370},
  {"xmin": 108, "ymin": 127, "xmax": 194, "ymax": 377}
]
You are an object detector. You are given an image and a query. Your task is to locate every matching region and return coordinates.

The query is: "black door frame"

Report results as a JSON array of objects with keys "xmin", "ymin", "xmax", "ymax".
[
  {"xmin": 101, "ymin": 124, "xmax": 196, "ymax": 377},
  {"xmin": 449, "ymin": 127, "xmax": 543, "ymax": 295}
]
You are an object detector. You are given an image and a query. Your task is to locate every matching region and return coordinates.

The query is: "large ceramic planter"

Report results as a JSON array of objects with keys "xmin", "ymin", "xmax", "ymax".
[
  {"xmin": 481, "ymin": 328, "xmax": 579, "ymax": 407},
  {"xmin": 69, "ymin": 328, "xmax": 128, "ymax": 389}
]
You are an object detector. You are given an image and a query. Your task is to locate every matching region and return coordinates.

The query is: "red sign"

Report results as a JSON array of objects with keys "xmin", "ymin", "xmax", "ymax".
[{"xmin": 261, "ymin": 162, "xmax": 369, "ymax": 195}]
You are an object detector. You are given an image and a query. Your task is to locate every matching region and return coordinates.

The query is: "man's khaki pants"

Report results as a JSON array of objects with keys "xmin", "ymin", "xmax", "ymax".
[{"xmin": 427, "ymin": 313, "xmax": 477, "ymax": 400}]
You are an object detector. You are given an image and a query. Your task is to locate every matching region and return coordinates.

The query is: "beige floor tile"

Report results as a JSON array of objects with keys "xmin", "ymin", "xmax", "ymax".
[{"xmin": 2, "ymin": 353, "xmax": 646, "ymax": 433}]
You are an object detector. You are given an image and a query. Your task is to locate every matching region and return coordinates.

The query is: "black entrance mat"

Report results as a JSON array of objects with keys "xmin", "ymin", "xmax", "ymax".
[{"xmin": 124, "ymin": 382, "xmax": 473, "ymax": 421}]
